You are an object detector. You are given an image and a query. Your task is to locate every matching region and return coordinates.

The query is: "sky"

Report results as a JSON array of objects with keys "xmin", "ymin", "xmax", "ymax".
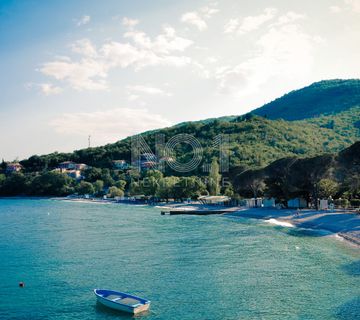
[{"xmin": 1, "ymin": 0, "xmax": 360, "ymax": 160}]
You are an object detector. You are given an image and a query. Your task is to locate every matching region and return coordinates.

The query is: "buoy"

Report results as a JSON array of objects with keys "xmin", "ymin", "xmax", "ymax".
[{"xmin": 19, "ymin": 282, "xmax": 25, "ymax": 288}]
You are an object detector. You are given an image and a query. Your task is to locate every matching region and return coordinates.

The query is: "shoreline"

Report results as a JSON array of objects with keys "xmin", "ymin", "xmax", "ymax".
[
  {"xmin": 1, "ymin": 197, "xmax": 359, "ymax": 248},
  {"xmin": 225, "ymin": 208, "xmax": 360, "ymax": 248}
]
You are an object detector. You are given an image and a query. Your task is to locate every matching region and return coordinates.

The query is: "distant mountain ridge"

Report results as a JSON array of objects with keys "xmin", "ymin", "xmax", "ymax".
[
  {"xmin": 17, "ymin": 79, "xmax": 360, "ymax": 172},
  {"xmin": 252, "ymin": 79, "xmax": 360, "ymax": 120}
]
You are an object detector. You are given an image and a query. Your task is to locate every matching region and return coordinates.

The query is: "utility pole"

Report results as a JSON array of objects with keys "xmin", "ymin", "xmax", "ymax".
[{"xmin": 88, "ymin": 135, "xmax": 91, "ymax": 148}]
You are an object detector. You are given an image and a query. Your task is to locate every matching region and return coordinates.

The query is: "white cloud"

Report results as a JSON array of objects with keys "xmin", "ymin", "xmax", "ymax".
[
  {"xmin": 124, "ymin": 26, "xmax": 193, "ymax": 54},
  {"xmin": 25, "ymin": 82, "xmax": 63, "ymax": 96},
  {"xmin": 238, "ymin": 8, "xmax": 278, "ymax": 34},
  {"xmin": 122, "ymin": 17, "xmax": 139, "ymax": 28},
  {"xmin": 201, "ymin": 5, "xmax": 219, "ymax": 18},
  {"xmin": 127, "ymin": 85, "xmax": 172, "ymax": 96},
  {"xmin": 76, "ymin": 15, "xmax": 91, "ymax": 26},
  {"xmin": 217, "ymin": 13, "xmax": 319, "ymax": 96},
  {"xmin": 71, "ymin": 39, "xmax": 97, "ymax": 57},
  {"xmin": 181, "ymin": 12, "xmax": 207, "ymax": 31},
  {"xmin": 40, "ymin": 26, "xmax": 194, "ymax": 91},
  {"xmin": 224, "ymin": 8, "xmax": 277, "ymax": 35},
  {"xmin": 50, "ymin": 108, "xmax": 172, "ymax": 142},
  {"xmin": 331, "ymin": 1, "xmax": 360, "ymax": 13},
  {"xmin": 271, "ymin": 11, "xmax": 306, "ymax": 26},
  {"xmin": 181, "ymin": 4, "xmax": 218, "ymax": 31},
  {"xmin": 128, "ymin": 94, "xmax": 139, "ymax": 101},
  {"xmin": 345, "ymin": 0, "xmax": 360, "ymax": 12},
  {"xmin": 224, "ymin": 19, "xmax": 239, "ymax": 33},
  {"xmin": 39, "ymin": 83, "xmax": 63, "ymax": 96},
  {"xmin": 40, "ymin": 58, "xmax": 108, "ymax": 91},
  {"xmin": 329, "ymin": 5, "xmax": 342, "ymax": 13}
]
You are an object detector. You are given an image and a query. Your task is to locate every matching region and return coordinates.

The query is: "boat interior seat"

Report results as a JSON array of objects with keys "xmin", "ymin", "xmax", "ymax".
[
  {"xmin": 116, "ymin": 297, "xmax": 142, "ymax": 307},
  {"xmin": 106, "ymin": 294, "xmax": 123, "ymax": 301}
]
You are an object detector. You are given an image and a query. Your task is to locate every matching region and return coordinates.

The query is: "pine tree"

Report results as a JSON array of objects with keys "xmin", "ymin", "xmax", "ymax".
[{"xmin": 208, "ymin": 158, "xmax": 221, "ymax": 196}]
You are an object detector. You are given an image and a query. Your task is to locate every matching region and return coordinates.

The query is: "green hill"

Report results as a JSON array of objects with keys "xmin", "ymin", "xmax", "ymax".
[
  {"xmin": 252, "ymin": 79, "xmax": 360, "ymax": 120},
  {"xmin": 232, "ymin": 141, "xmax": 360, "ymax": 204},
  {"xmin": 15, "ymin": 79, "xmax": 360, "ymax": 174}
]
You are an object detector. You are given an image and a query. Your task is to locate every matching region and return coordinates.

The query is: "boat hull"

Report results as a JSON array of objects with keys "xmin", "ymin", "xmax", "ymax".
[{"xmin": 94, "ymin": 289, "xmax": 150, "ymax": 314}]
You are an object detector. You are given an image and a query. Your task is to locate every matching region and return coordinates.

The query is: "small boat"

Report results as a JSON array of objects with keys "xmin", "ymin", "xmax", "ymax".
[{"xmin": 94, "ymin": 289, "xmax": 150, "ymax": 314}]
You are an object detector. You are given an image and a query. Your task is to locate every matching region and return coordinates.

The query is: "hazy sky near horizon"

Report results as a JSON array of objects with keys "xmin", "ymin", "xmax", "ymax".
[{"xmin": 1, "ymin": 0, "xmax": 360, "ymax": 160}]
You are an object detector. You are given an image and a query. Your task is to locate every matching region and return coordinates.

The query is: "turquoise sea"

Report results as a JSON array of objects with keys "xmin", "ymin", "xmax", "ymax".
[{"xmin": 0, "ymin": 199, "xmax": 359, "ymax": 320}]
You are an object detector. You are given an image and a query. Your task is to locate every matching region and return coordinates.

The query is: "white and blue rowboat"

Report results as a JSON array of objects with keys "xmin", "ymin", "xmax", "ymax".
[{"xmin": 94, "ymin": 289, "xmax": 150, "ymax": 314}]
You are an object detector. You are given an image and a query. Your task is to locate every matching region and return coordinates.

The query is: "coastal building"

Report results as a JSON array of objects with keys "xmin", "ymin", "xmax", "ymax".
[
  {"xmin": 132, "ymin": 153, "xmax": 158, "ymax": 171},
  {"xmin": 57, "ymin": 161, "xmax": 89, "ymax": 180},
  {"xmin": 319, "ymin": 199, "xmax": 329, "ymax": 210},
  {"xmin": 6, "ymin": 162, "xmax": 23, "ymax": 173},
  {"xmin": 75, "ymin": 163, "xmax": 89, "ymax": 171},
  {"xmin": 159, "ymin": 156, "xmax": 175, "ymax": 163},
  {"xmin": 245, "ymin": 198, "xmax": 263, "ymax": 208},
  {"xmin": 58, "ymin": 161, "xmax": 77, "ymax": 170},
  {"xmin": 287, "ymin": 198, "xmax": 307, "ymax": 208},
  {"xmin": 263, "ymin": 198, "xmax": 276, "ymax": 208},
  {"xmin": 112, "ymin": 160, "xmax": 129, "ymax": 170},
  {"xmin": 141, "ymin": 161, "xmax": 157, "ymax": 170},
  {"xmin": 66, "ymin": 170, "xmax": 82, "ymax": 180},
  {"xmin": 198, "ymin": 195, "xmax": 230, "ymax": 205}
]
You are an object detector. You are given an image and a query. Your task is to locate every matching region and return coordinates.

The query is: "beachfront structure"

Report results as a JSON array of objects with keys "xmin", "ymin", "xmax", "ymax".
[
  {"xmin": 198, "ymin": 195, "xmax": 230, "ymax": 205},
  {"xmin": 287, "ymin": 198, "xmax": 307, "ymax": 208},
  {"xmin": 112, "ymin": 160, "xmax": 129, "ymax": 170},
  {"xmin": 245, "ymin": 198, "xmax": 263, "ymax": 208},
  {"xmin": 263, "ymin": 198, "xmax": 276, "ymax": 208},
  {"xmin": 6, "ymin": 162, "xmax": 23, "ymax": 173},
  {"xmin": 319, "ymin": 199, "xmax": 329, "ymax": 210}
]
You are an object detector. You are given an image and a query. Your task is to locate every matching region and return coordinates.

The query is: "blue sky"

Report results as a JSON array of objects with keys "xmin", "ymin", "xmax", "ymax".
[{"xmin": 1, "ymin": 0, "xmax": 360, "ymax": 160}]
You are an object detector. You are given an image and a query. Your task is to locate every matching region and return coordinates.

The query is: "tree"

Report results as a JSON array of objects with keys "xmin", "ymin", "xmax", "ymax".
[
  {"xmin": 84, "ymin": 167, "xmax": 102, "ymax": 182},
  {"xmin": 144, "ymin": 170, "xmax": 163, "ymax": 180},
  {"xmin": 208, "ymin": 158, "xmax": 221, "ymax": 196},
  {"xmin": 223, "ymin": 185, "xmax": 234, "ymax": 198},
  {"xmin": 0, "ymin": 160, "xmax": 7, "ymax": 172},
  {"xmin": 156, "ymin": 176, "xmax": 180, "ymax": 201},
  {"xmin": 318, "ymin": 178, "xmax": 338, "ymax": 198},
  {"xmin": 0, "ymin": 173, "xmax": 28, "ymax": 195},
  {"xmin": 115, "ymin": 180, "xmax": 127, "ymax": 191},
  {"xmin": 248, "ymin": 178, "xmax": 265, "ymax": 199},
  {"xmin": 343, "ymin": 174, "xmax": 360, "ymax": 198},
  {"xmin": 174, "ymin": 176, "xmax": 207, "ymax": 200},
  {"xmin": 30, "ymin": 171, "xmax": 74, "ymax": 196},
  {"xmin": 129, "ymin": 181, "xmax": 142, "ymax": 195},
  {"xmin": 76, "ymin": 181, "xmax": 95, "ymax": 195},
  {"xmin": 93, "ymin": 180, "xmax": 104, "ymax": 195},
  {"xmin": 142, "ymin": 176, "xmax": 160, "ymax": 196},
  {"xmin": 101, "ymin": 168, "xmax": 115, "ymax": 186},
  {"xmin": 108, "ymin": 186, "xmax": 124, "ymax": 198},
  {"xmin": 0, "ymin": 174, "xmax": 5, "ymax": 187}
]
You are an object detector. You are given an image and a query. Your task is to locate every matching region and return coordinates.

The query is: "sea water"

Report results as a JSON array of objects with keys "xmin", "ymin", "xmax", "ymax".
[{"xmin": 0, "ymin": 199, "xmax": 359, "ymax": 320}]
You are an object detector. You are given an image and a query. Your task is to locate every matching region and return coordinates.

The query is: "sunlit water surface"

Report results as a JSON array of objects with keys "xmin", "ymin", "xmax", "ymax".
[{"xmin": 0, "ymin": 199, "xmax": 359, "ymax": 320}]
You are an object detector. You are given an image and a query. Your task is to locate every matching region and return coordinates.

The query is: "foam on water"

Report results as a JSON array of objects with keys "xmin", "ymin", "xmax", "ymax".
[{"xmin": 267, "ymin": 218, "xmax": 295, "ymax": 228}]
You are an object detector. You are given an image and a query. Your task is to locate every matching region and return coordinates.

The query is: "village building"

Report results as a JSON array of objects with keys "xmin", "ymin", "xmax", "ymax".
[
  {"xmin": 6, "ymin": 162, "xmax": 23, "ymax": 173},
  {"xmin": 57, "ymin": 161, "xmax": 89, "ymax": 180},
  {"xmin": 112, "ymin": 160, "xmax": 129, "ymax": 170}
]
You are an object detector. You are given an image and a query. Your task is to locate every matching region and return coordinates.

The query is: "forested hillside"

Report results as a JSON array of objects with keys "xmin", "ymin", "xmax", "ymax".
[{"xmin": 252, "ymin": 79, "xmax": 360, "ymax": 120}]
